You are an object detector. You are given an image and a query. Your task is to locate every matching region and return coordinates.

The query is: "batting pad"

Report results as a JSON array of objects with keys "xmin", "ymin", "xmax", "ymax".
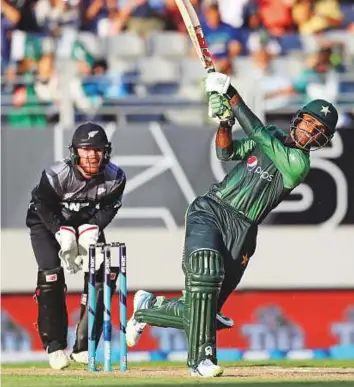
[{"xmin": 183, "ymin": 249, "xmax": 224, "ymax": 368}]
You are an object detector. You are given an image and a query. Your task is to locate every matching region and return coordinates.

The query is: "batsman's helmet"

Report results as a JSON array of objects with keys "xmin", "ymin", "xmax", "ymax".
[
  {"xmin": 290, "ymin": 99, "xmax": 338, "ymax": 150},
  {"xmin": 69, "ymin": 122, "xmax": 111, "ymax": 165}
]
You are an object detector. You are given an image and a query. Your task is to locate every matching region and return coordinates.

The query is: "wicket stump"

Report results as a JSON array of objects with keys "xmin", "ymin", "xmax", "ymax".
[{"xmin": 88, "ymin": 242, "xmax": 127, "ymax": 372}]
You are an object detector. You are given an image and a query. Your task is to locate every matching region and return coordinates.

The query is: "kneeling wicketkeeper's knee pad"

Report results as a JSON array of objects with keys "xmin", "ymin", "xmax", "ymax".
[
  {"xmin": 35, "ymin": 267, "xmax": 67, "ymax": 352},
  {"xmin": 72, "ymin": 267, "xmax": 118, "ymax": 353},
  {"xmin": 183, "ymin": 249, "xmax": 225, "ymax": 368}
]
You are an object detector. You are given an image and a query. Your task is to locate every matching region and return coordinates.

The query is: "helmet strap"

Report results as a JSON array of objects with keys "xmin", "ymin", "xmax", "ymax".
[
  {"xmin": 103, "ymin": 143, "xmax": 111, "ymax": 164},
  {"xmin": 69, "ymin": 145, "xmax": 80, "ymax": 165}
]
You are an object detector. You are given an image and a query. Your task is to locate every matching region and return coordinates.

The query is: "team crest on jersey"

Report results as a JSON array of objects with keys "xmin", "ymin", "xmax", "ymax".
[{"xmin": 247, "ymin": 156, "xmax": 258, "ymax": 171}]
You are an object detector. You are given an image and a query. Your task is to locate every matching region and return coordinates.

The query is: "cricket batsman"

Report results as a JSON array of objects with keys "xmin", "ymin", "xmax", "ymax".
[
  {"xmin": 26, "ymin": 122, "xmax": 126, "ymax": 369},
  {"xmin": 126, "ymin": 71, "xmax": 338, "ymax": 377}
]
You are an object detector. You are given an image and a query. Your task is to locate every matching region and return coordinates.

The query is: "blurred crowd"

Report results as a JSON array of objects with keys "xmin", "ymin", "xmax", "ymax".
[{"xmin": 1, "ymin": 0, "xmax": 354, "ymax": 127}]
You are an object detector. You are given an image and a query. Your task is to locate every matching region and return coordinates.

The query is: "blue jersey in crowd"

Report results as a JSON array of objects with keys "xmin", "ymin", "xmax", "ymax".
[{"xmin": 201, "ymin": 22, "xmax": 242, "ymax": 59}]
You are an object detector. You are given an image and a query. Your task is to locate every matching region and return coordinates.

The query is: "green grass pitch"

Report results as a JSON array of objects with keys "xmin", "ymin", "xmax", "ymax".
[{"xmin": 2, "ymin": 360, "xmax": 354, "ymax": 387}]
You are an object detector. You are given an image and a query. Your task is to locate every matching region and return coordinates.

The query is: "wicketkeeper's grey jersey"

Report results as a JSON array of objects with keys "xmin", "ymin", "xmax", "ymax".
[{"xmin": 26, "ymin": 159, "xmax": 126, "ymax": 234}]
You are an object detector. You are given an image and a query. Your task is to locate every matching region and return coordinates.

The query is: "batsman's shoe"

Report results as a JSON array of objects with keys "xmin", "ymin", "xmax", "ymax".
[
  {"xmin": 70, "ymin": 350, "xmax": 88, "ymax": 364},
  {"xmin": 48, "ymin": 349, "xmax": 69, "ymax": 370},
  {"xmin": 126, "ymin": 290, "xmax": 154, "ymax": 347},
  {"xmin": 217, "ymin": 312, "xmax": 234, "ymax": 330},
  {"xmin": 190, "ymin": 359, "xmax": 224, "ymax": 378}
]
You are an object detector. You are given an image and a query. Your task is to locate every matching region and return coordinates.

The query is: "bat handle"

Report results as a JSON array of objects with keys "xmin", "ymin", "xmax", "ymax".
[
  {"xmin": 206, "ymin": 68, "xmax": 217, "ymax": 97},
  {"xmin": 206, "ymin": 67, "xmax": 217, "ymax": 97},
  {"xmin": 206, "ymin": 68, "xmax": 235, "ymax": 127}
]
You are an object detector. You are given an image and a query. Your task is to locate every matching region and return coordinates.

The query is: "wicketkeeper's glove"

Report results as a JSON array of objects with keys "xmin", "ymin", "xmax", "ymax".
[
  {"xmin": 55, "ymin": 226, "xmax": 81, "ymax": 274},
  {"xmin": 77, "ymin": 224, "xmax": 103, "ymax": 272}
]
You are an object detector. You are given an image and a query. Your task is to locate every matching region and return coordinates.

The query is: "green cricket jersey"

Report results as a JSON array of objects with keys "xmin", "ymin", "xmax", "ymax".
[{"xmin": 209, "ymin": 100, "xmax": 310, "ymax": 224}]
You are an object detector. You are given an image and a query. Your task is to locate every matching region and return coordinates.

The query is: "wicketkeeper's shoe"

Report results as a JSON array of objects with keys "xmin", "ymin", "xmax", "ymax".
[
  {"xmin": 70, "ymin": 350, "xmax": 88, "ymax": 364},
  {"xmin": 190, "ymin": 359, "xmax": 224, "ymax": 377},
  {"xmin": 48, "ymin": 349, "xmax": 69, "ymax": 370},
  {"xmin": 126, "ymin": 290, "xmax": 154, "ymax": 347}
]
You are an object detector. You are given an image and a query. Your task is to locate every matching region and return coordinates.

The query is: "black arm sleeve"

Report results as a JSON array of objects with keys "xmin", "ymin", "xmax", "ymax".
[
  {"xmin": 88, "ymin": 175, "xmax": 126, "ymax": 230},
  {"xmin": 31, "ymin": 171, "xmax": 64, "ymax": 234}
]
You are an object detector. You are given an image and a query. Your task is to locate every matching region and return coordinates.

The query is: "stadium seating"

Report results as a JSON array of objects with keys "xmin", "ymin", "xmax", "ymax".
[{"xmin": 149, "ymin": 32, "xmax": 189, "ymax": 59}]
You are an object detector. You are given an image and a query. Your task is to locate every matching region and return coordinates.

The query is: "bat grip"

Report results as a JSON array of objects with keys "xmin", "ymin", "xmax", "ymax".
[
  {"xmin": 206, "ymin": 68, "xmax": 216, "ymax": 96},
  {"xmin": 206, "ymin": 68, "xmax": 235, "ymax": 127}
]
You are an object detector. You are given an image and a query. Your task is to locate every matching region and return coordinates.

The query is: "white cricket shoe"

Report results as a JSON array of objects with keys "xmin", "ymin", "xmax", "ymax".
[
  {"xmin": 70, "ymin": 351, "xmax": 88, "ymax": 364},
  {"xmin": 48, "ymin": 349, "xmax": 69, "ymax": 370},
  {"xmin": 190, "ymin": 359, "xmax": 224, "ymax": 377},
  {"xmin": 126, "ymin": 290, "xmax": 154, "ymax": 347}
]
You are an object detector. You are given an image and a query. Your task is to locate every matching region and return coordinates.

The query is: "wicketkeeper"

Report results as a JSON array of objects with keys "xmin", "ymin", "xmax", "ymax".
[
  {"xmin": 126, "ymin": 71, "xmax": 338, "ymax": 377},
  {"xmin": 26, "ymin": 122, "xmax": 126, "ymax": 370}
]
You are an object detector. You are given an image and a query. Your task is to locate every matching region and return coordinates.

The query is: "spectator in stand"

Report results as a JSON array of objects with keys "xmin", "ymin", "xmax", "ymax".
[
  {"xmin": 69, "ymin": 41, "xmax": 103, "ymax": 118},
  {"xmin": 1, "ymin": 0, "xmax": 40, "ymax": 32},
  {"xmin": 79, "ymin": 0, "xmax": 112, "ymax": 33},
  {"xmin": 248, "ymin": 48, "xmax": 293, "ymax": 110},
  {"xmin": 8, "ymin": 43, "xmax": 48, "ymax": 128},
  {"xmin": 164, "ymin": 0, "xmax": 199, "ymax": 32},
  {"xmin": 217, "ymin": 0, "xmax": 250, "ymax": 29},
  {"xmin": 93, "ymin": 0, "xmax": 136, "ymax": 37},
  {"xmin": 35, "ymin": 0, "xmax": 79, "ymax": 36},
  {"xmin": 1, "ymin": 0, "xmax": 40, "ymax": 72},
  {"xmin": 84, "ymin": 59, "xmax": 129, "ymax": 100},
  {"xmin": 267, "ymin": 43, "xmax": 342, "ymax": 104},
  {"xmin": 242, "ymin": 3, "xmax": 282, "ymax": 56},
  {"xmin": 200, "ymin": 0, "xmax": 243, "ymax": 74},
  {"xmin": 33, "ymin": 53, "xmax": 60, "ymax": 121},
  {"xmin": 292, "ymin": 0, "xmax": 342, "ymax": 35},
  {"xmin": 258, "ymin": 0, "xmax": 296, "ymax": 36},
  {"xmin": 85, "ymin": 0, "xmax": 167, "ymax": 37},
  {"xmin": 2, "ymin": 62, "xmax": 17, "ymax": 96},
  {"xmin": 120, "ymin": 0, "xmax": 165, "ymax": 37}
]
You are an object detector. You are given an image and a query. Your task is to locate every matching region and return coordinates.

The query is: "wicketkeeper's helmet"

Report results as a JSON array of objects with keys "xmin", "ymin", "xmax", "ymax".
[{"xmin": 69, "ymin": 122, "xmax": 111, "ymax": 165}]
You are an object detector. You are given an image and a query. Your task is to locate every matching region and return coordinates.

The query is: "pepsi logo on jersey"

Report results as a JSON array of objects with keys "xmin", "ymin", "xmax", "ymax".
[
  {"xmin": 246, "ymin": 156, "xmax": 274, "ymax": 182},
  {"xmin": 247, "ymin": 156, "xmax": 258, "ymax": 171}
]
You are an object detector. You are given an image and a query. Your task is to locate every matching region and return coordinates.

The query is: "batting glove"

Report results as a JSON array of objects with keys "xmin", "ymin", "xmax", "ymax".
[
  {"xmin": 208, "ymin": 94, "xmax": 234, "ymax": 124},
  {"xmin": 77, "ymin": 224, "xmax": 102, "ymax": 272},
  {"xmin": 55, "ymin": 226, "xmax": 81, "ymax": 274},
  {"xmin": 205, "ymin": 72, "xmax": 231, "ymax": 95}
]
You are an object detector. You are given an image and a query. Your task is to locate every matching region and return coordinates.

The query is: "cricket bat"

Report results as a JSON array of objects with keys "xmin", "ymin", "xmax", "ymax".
[
  {"xmin": 175, "ymin": 0, "xmax": 235, "ymax": 124},
  {"xmin": 175, "ymin": 0, "xmax": 215, "ymax": 73}
]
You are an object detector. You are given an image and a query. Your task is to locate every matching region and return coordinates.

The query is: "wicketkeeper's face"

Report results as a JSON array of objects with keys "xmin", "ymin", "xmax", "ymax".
[{"xmin": 77, "ymin": 148, "xmax": 104, "ymax": 176}]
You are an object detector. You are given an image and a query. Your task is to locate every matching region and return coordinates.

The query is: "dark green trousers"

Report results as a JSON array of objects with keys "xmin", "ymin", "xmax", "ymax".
[
  {"xmin": 184, "ymin": 193, "xmax": 258, "ymax": 311},
  {"xmin": 134, "ymin": 193, "xmax": 258, "ymax": 367}
]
